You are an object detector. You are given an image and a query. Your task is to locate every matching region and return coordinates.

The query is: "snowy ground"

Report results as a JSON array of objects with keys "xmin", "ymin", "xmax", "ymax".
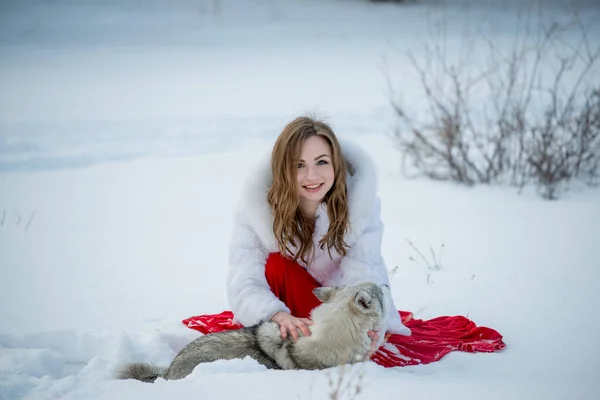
[{"xmin": 2, "ymin": 1, "xmax": 600, "ymax": 399}]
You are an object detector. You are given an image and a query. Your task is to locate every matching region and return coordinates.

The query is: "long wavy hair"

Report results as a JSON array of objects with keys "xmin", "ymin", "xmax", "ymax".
[{"xmin": 267, "ymin": 116, "xmax": 350, "ymax": 265}]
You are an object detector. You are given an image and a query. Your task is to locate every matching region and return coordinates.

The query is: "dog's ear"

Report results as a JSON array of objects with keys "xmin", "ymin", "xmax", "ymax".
[
  {"xmin": 353, "ymin": 291, "xmax": 372, "ymax": 312},
  {"xmin": 313, "ymin": 287, "xmax": 336, "ymax": 303}
]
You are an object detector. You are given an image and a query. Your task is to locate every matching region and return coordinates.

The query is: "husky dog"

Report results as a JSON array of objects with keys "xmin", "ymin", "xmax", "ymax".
[{"xmin": 117, "ymin": 282, "xmax": 387, "ymax": 382}]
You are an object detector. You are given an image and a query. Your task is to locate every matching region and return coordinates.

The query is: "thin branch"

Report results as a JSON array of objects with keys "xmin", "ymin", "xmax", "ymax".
[
  {"xmin": 25, "ymin": 210, "xmax": 37, "ymax": 231},
  {"xmin": 406, "ymin": 239, "xmax": 433, "ymax": 270}
]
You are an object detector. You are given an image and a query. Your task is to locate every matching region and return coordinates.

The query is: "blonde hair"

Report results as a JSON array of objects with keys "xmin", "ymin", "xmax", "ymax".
[{"xmin": 267, "ymin": 116, "xmax": 350, "ymax": 264}]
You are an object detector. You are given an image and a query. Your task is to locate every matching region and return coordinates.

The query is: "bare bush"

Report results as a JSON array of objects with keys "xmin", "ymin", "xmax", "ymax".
[{"xmin": 390, "ymin": 7, "xmax": 600, "ymax": 199}]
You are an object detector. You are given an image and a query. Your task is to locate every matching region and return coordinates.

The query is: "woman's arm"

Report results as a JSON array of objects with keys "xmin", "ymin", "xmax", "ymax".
[{"xmin": 226, "ymin": 219, "xmax": 290, "ymax": 327}]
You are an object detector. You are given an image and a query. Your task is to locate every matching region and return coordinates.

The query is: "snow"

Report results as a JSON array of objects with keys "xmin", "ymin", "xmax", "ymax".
[{"xmin": 1, "ymin": 0, "xmax": 600, "ymax": 399}]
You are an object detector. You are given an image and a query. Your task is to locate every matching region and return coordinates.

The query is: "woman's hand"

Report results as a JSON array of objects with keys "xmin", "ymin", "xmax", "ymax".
[
  {"xmin": 367, "ymin": 330, "xmax": 391, "ymax": 358},
  {"xmin": 270, "ymin": 311, "xmax": 314, "ymax": 342}
]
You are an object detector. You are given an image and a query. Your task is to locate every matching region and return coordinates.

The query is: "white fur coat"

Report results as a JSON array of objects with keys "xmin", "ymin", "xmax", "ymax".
[{"xmin": 226, "ymin": 140, "xmax": 410, "ymax": 336}]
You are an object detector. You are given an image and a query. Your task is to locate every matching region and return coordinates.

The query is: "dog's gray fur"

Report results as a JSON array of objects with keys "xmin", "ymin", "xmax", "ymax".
[{"xmin": 117, "ymin": 282, "xmax": 387, "ymax": 382}]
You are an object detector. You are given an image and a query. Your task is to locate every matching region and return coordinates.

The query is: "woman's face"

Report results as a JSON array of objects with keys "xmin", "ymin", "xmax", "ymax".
[{"xmin": 296, "ymin": 135, "xmax": 335, "ymax": 208}]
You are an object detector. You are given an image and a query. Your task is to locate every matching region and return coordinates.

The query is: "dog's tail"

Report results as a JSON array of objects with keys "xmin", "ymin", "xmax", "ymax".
[{"xmin": 116, "ymin": 363, "xmax": 166, "ymax": 383}]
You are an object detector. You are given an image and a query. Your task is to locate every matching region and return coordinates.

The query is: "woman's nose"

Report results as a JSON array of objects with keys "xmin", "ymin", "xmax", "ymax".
[{"xmin": 306, "ymin": 165, "xmax": 318, "ymax": 179}]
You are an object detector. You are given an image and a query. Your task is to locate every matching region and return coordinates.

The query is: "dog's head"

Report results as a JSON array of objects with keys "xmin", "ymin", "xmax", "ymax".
[{"xmin": 312, "ymin": 282, "xmax": 386, "ymax": 324}]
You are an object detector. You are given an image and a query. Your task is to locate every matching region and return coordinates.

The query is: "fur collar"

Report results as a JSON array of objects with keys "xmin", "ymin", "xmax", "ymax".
[{"xmin": 236, "ymin": 139, "xmax": 379, "ymax": 249}]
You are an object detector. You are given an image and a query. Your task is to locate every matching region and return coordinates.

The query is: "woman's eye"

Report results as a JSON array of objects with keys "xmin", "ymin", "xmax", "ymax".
[
  {"xmin": 297, "ymin": 163, "xmax": 304, "ymax": 168},
  {"xmin": 317, "ymin": 160, "xmax": 328, "ymax": 165}
]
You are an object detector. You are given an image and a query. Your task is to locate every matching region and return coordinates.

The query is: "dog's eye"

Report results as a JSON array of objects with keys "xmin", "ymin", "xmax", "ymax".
[{"xmin": 358, "ymin": 298, "xmax": 370, "ymax": 309}]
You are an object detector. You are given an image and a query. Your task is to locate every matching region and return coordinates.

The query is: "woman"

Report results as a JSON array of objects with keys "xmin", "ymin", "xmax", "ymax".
[{"xmin": 227, "ymin": 116, "xmax": 411, "ymax": 348}]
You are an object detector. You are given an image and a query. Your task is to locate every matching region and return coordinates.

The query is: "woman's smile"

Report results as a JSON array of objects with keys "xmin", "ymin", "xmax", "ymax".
[{"xmin": 302, "ymin": 182, "xmax": 324, "ymax": 193}]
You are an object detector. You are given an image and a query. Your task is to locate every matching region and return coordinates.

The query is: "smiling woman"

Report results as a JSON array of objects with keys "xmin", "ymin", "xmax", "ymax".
[{"xmin": 225, "ymin": 115, "xmax": 412, "ymax": 364}]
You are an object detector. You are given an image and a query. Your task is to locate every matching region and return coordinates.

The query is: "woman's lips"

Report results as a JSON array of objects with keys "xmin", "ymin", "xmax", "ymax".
[{"xmin": 303, "ymin": 183, "xmax": 324, "ymax": 193}]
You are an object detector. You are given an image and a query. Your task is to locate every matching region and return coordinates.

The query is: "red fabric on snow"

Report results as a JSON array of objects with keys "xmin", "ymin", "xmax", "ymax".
[
  {"xmin": 370, "ymin": 312, "xmax": 506, "ymax": 367},
  {"xmin": 182, "ymin": 310, "xmax": 505, "ymax": 368}
]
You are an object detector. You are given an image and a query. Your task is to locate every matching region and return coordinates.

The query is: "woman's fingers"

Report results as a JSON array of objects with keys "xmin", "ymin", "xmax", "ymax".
[
  {"xmin": 289, "ymin": 322, "xmax": 300, "ymax": 342},
  {"xmin": 289, "ymin": 318, "xmax": 313, "ymax": 342},
  {"xmin": 367, "ymin": 330, "xmax": 381, "ymax": 357},
  {"xmin": 272, "ymin": 314, "xmax": 314, "ymax": 341},
  {"xmin": 297, "ymin": 318, "xmax": 312, "ymax": 336}
]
